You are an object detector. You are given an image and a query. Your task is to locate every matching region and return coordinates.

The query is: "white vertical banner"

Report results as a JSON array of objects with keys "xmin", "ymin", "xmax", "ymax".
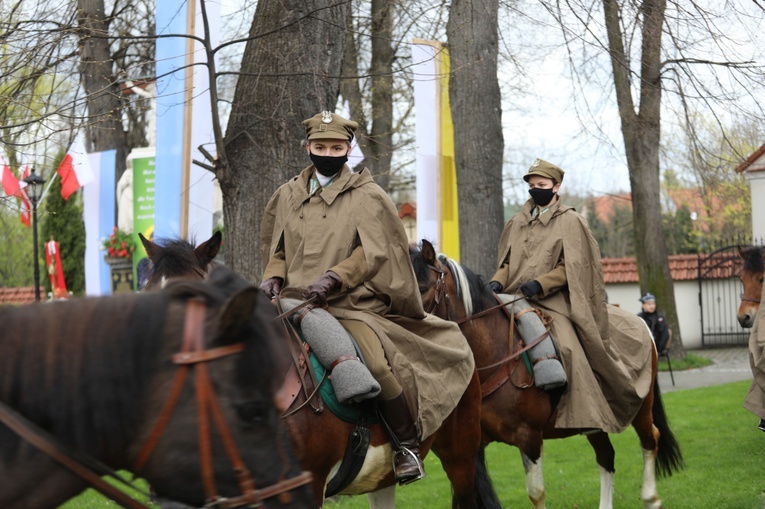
[
  {"xmin": 83, "ymin": 150, "xmax": 116, "ymax": 296},
  {"xmin": 412, "ymin": 40, "xmax": 442, "ymax": 247},
  {"xmin": 186, "ymin": 0, "xmax": 219, "ymax": 241}
]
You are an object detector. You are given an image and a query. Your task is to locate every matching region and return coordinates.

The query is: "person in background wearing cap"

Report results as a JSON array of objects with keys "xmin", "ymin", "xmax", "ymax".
[
  {"xmin": 637, "ymin": 292, "xmax": 670, "ymax": 353},
  {"xmin": 259, "ymin": 111, "xmax": 475, "ymax": 484},
  {"xmin": 487, "ymin": 158, "xmax": 650, "ymax": 435}
]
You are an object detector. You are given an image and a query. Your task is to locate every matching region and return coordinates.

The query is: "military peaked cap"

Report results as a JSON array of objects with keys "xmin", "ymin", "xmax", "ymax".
[
  {"xmin": 523, "ymin": 158, "xmax": 565, "ymax": 184},
  {"xmin": 303, "ymin": 111, "xmax": 358, "ymax": 141}
]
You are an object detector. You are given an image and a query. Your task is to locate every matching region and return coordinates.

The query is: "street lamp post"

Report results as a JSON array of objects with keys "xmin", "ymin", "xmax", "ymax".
[{"xmin": 23, "ymin": 169, "xmax": 45, "ymax": 302}]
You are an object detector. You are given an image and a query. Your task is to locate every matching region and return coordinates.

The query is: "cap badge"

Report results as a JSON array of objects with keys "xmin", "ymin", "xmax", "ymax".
[
  {"xmin": 532, "ymin": 158, "xmax": 541, "ymax": 168},
  {"xmin": 321, "ymin": 111, "xmax": 333, "ymax": 123}
]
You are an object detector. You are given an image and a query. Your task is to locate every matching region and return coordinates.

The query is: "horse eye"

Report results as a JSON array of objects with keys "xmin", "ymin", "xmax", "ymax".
[
  {"xmin": 234, "ymin": 401, "xmax": 269, "ymax": 425},
  {"xmin": 419, "ymin": 286, "xmax": 428, "ymax": 295}
]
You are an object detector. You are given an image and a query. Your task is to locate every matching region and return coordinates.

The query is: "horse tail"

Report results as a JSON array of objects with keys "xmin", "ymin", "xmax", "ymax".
[
  {"xmin": 651, "ymin": 376, "xmax": 685, "ymax": 477},
  {"xmin": 452, "ymin": 445, "xmax": 502, "ymax": 509}
]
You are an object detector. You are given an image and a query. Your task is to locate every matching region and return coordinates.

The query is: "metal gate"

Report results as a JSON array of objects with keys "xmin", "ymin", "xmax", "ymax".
[{"xmin": 698, "ymin": 245, "xmax": 749, "ymax": 347}]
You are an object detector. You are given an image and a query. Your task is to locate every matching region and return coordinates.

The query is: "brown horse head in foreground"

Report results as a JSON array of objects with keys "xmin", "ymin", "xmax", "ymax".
[{"xmin": 0, "ymin": 267, "xmax": 313, "ymax": 508}]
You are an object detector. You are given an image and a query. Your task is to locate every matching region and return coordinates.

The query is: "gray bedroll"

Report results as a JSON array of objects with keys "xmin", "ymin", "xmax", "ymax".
[
  {"xmin": 498, "ymin": 294, "xmax": 568, "ymax": 391},
  {"xmin": 279, "ymin": 298, "xmax": 381, "ymax": 404}
]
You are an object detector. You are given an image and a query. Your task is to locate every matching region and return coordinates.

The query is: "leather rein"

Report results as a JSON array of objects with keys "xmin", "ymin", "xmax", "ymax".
[
  {"xmin": 424, "ymin": 263, "xmax": 550, "ymax": 374},
  {"xmin": 0, "ymin": 298, "xmax": 311, "ymax": 509}
]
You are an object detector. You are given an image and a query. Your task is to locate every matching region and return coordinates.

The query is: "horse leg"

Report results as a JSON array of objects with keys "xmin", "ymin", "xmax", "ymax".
[
  {"xmin": 433, "ymin": 375, "xmax": 501, "ymax": 509},
  {"xmin": 585, "ymin": 432, "xmax": 615, "ymax": 509},
  {"xmin": 632, "ymin": 393, "xmax": 663, "ymax": 509},
  {"xmin": 520, "ymin": 450, "xmax": 545, "ymax": 509},
  {"xmin": 366, "ymin": 485, "xmax": 396, "ymax": 509}
]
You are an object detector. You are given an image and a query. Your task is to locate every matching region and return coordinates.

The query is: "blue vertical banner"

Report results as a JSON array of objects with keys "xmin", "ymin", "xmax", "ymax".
[
  {"xmin": 154, "ymin": 1, "xmax": 217, "ymax": 241},
  {"xmin": 154, "ymin": 2, "xmax": 187, "ymax": 239}
]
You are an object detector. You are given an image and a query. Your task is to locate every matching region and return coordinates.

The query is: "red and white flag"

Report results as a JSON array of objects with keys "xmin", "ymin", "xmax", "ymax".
[
  {"xmin": 57, "ymin": 136, "xmax": 94, "ymax": 200},
  {"xmin": 1, "ymin": 162, "xmax": 20, "ymax": 197}
]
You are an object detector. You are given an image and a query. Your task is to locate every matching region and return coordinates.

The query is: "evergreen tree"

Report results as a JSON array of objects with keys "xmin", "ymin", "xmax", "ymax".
[
  {"xmin": 0, "ymin": 199, "xmax": 35, "ymax": 286},
  {"xmin": 40, "ymin": 151, "xmax": 86, "ymax": 295}
]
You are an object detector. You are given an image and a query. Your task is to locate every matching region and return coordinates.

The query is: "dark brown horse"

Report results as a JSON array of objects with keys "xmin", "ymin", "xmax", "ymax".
[
  {"xmin": 410, "ymin": 240, "xmax": 683, "ymax": 509},
  {"xmin": 139, "ymin": 231, "xmax": 222, "ymax": 290},
  {"xmin": 0, "ymin": 266, "xmax": 313, "ymax": 508},
  {"xmin": 142, "ymin": 234, "xmax": 500, "ymax": 508},
  {"xmin": 738, "ymin": 245, "xmax": 764, "ymax": 328}
]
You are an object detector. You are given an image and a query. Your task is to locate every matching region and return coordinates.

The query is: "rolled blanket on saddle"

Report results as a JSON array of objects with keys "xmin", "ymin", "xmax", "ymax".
[
  {"xmin": 498, "ymin": 294, "xmax": 568, "ymax": 391},
  {"xmin": 279, "ymin": 298, "xmax": 381, "ymax": 404}
]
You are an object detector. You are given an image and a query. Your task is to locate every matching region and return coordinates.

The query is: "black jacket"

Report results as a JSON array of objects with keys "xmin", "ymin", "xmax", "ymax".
[{"xmin": 638, "ymin": 311, "xmax": 670, "ymax": 352}]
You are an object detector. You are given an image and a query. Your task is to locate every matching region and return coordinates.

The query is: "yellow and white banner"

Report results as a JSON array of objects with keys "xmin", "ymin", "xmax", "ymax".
[{"xmin": 411, "ymin": 40, "xmax": 460, "ymax": 260}]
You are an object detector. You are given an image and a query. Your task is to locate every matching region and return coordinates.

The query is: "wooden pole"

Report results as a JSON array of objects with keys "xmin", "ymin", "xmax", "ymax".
[{"xmin": 180, "ymin": 0, "xmax": 196, "ymax": 239}]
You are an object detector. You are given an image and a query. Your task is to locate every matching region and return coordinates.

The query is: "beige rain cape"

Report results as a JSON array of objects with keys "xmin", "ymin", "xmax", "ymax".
[
  {"xmin": 494, "ymin": 198, "xmax": 652, "ymax": 433},
  {"xmin": 261, "ymin": 165, "xmax": 475, "ymax": 439},
  {"xmin": 743, "ymin": 282, "xmax": 765, "ymax": 419}
]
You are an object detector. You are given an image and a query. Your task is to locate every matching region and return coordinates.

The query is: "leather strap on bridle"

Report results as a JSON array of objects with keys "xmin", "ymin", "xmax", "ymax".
[
  {"xmin": 134, "ymin": 298, "xmax": 312, "ymax": 508},
  {"xmin": 741, "ymin": 296, "xmax": 761, "ymax": 304},
  {"xmin": 425, "ymin": 266, "xmax": 448, "ymax": 316},
  {"xmin": 0, "ymin": 399, "xmax": 149, "ymax": 508}
]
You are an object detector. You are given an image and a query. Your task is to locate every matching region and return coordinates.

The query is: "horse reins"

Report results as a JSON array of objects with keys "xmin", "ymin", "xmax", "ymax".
[
  {"xmin": 425, "ymin": 263, "xmax": 551, "ymax": 376},
  {"xmin": 134, "ymin": 298, "xmax": 312, "ymax": 508}
]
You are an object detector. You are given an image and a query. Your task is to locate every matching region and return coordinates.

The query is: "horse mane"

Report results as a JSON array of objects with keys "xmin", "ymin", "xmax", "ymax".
[
  {"xmin": 742, "ymin": 245, "xmax": 765, "ymax": 274},
  {"xmin": 438, "ymin": 254, "xmax": 492, "ymax": 315},
  {"xmin": 409, "ymin": 245, "xmax": 491, "ymax": 316},
  {"xmin": 0, "ymin": 292, "xmax": 171, "ymax": 460}
]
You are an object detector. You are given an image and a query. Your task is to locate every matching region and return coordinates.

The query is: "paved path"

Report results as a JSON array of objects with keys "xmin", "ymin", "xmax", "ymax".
[{"xmin": 658, "ymin": 346, "xmax": 752, "ymax": 393}]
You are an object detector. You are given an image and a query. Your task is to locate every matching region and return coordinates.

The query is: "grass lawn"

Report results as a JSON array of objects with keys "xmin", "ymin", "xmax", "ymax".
[{"xmin": 61, "ymin": 380, "xmax": 764, "ymax": 508}]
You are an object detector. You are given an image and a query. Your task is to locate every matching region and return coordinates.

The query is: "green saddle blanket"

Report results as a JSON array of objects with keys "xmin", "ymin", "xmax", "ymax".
[{"xmin": 310, "ymin": 353, "xmax": 379, "ymax": 424}]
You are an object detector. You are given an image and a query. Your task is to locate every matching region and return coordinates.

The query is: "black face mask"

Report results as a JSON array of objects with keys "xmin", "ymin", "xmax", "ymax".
[
  {"xmin": 310, "ymin": 153, "xmax": 347, "ymax": 177},
  {"xmin": 529, "ymin": 187, "xmax": 556, "ymax": 207}
]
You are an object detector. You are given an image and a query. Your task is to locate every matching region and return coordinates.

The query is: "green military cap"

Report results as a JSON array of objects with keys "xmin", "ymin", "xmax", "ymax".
[
  {"xmin": 523, "ymin": 158, "xmax": 565, "ymax": 184},
  {"xmin": 303, "ymin": 111, "xmax": 359, "ymax": 141}
]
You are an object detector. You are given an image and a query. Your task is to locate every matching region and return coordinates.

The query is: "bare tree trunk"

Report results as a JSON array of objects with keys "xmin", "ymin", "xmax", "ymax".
[
  {"xmin": 341, "ymin": 1, "xmax": 394, "ymax": 192},
  {"xmin": 366, "ymin": 0, "xmax": 394, "ymax": 190},
  {"xmin": 223, "ymin": 0, "xmax": 348, "ymax": 282},
  {"xmin": 603, "ymin": 0, "xmax": 684, "ymax": 355},
  {"xmin": 76, "ymin": 0, "xmax": 128, "ymax": 180},
  {"xmin": 446, "ymin": 0, "xmax": 504, "ymax": 278}
]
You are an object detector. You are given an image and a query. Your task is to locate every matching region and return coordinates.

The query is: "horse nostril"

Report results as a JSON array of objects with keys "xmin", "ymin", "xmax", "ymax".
[{"xmin": 738, "ymin": 315, "xmax": 754, "ymax": 328}]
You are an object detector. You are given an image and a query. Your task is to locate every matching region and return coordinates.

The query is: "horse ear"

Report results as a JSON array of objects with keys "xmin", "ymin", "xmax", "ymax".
[
  {"xmin": 214, "ymin": 286, "xmax": 259, "ymax": 346},
  {"xmin": 195, "ymin": 230, "xmax": 223, "ymax": 267},
  {"xmin": 421, "ymin": 239, "xmax": 437, "ymax": 266},
  {"xmin": 139, "ymin": 232, "xmax": 161, "ymax": 261},
  {"xmin": 738, "ymin": 245, "xmax": 746, "ymax": 258}
]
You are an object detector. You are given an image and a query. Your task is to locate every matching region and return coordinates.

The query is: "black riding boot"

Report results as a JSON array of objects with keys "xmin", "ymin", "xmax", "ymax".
[{"xmin": 378, "ymin": 392, "xmax": 426, "ymax": 485}]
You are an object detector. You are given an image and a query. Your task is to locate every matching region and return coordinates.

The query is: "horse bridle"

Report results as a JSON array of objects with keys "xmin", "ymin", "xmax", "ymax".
[
  {"xmin": 133, "ymin": 298, "xmax": 312, "ymax": 508},
  {"xmin": 741, "ymin": 295, "xmax": 761, "ymax": 304},
  {"xmin": 425, "ymin": 264, "xmax": 449, "ymax": 318}
]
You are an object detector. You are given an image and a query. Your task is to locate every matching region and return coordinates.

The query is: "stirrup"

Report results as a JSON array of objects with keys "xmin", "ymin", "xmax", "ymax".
[{"xmin": 393, "ymin": 446, "xmax": 426, "ymax": 485}]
